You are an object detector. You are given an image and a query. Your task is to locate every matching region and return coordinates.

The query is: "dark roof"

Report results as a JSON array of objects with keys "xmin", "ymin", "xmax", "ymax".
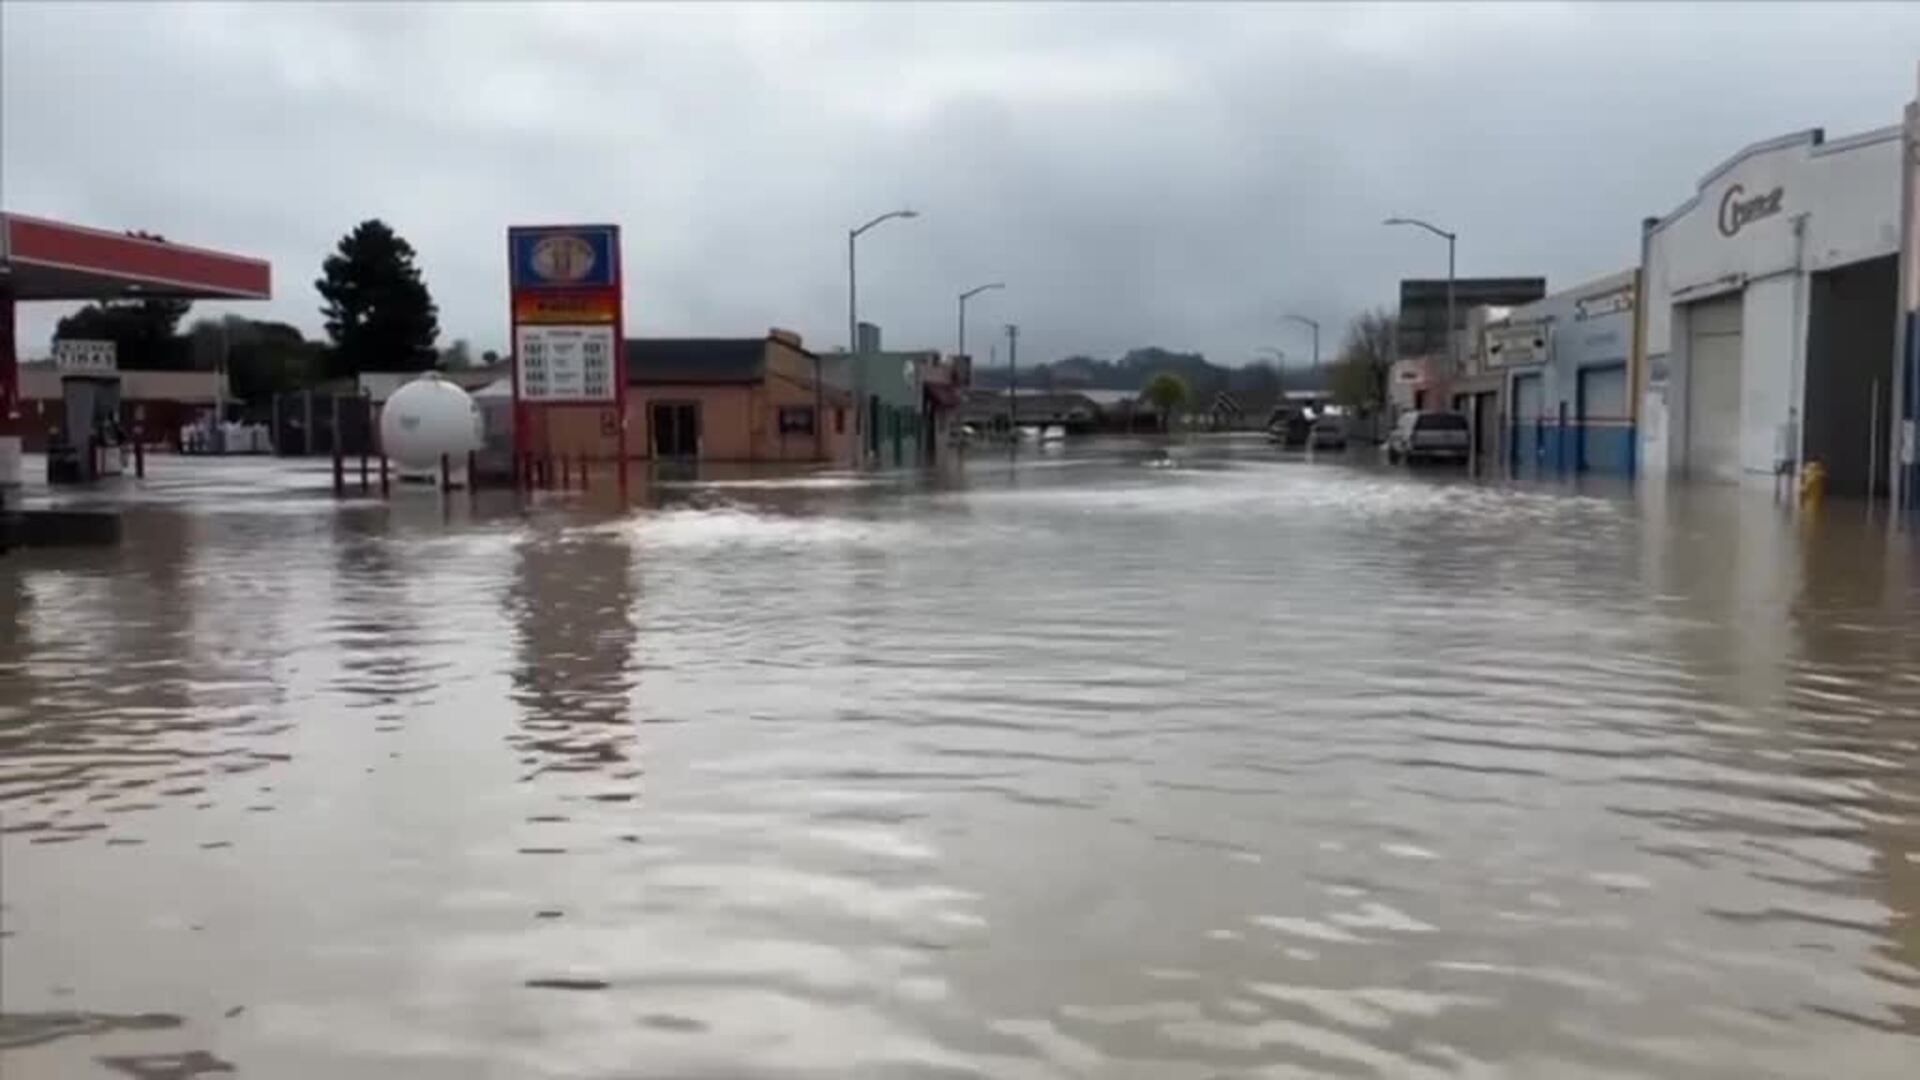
[
  {"xmin": 625, "ymin": 338, "xmax": 766, "ymax": 384},
  {"xmin": 1399, "ymin": 278, "xmax": 1547, "ymax": 305}
]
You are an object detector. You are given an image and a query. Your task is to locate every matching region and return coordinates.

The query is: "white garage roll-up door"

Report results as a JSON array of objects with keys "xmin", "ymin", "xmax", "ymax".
[{"xmin": 1685, "ymin": 294, "xmax": 1743, "ymax": 483}]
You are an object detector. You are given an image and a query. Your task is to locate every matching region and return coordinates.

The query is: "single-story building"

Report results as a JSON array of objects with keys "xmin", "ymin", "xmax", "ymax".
[
  {"xmin": 15, "ymin": 363, "xmax": 230, "ymax": 452},
  {"xmin": 1482, "ymin": 269, "xmax": 1640, "ymax": 475},
  {"xmin": 523, "ymin": 330, "xmax": 856, "ymax": 464},
  {"xmin": 1639, "ymin": 121, "xmax": 1906, "ymax": 498},
  {"xmin": 844, "ymin": 348, "xmax": 950, "ymax": 466}
]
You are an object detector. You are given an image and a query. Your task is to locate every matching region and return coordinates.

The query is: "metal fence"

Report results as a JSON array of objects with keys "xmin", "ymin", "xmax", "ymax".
[{"xmin": 271, "ymin": 392, "xmax": 375, "ymax": 457}]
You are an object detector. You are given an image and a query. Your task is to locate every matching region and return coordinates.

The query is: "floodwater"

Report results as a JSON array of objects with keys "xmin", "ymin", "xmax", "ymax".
[{"xmin": 2, "ymin": 440, "xmax": 1918, "ymax": 1079}]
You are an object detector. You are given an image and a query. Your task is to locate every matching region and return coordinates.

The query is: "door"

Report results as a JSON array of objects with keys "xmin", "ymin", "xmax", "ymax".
[
  {"xmin": 1577, "ymin": 364, "xmax": 1627, "ymax": 472},
  {"xmin": 650, "ymin": 402, "xmax": 700, "ymax": 458},
  {"xmin": 1805, "ymin": 255, "xmax": 1898, "ymax": 498},
  {"xmin": 1473, "ymin": 392, "xmax": 1499, "ymax": 466},
  {"xmin": 1511, "ymin": 373, "xmax": 1543, "ymax": 468},
  {"xmin": 1685, "ymin": 294, "xmax": 1743, "ymax": 483}
]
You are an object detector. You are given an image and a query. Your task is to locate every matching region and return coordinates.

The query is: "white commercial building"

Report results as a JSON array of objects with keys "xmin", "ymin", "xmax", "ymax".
[
  {"xmin": 1901, "ymin": 76, "xmax": 1920, "ymax": 511},
  {"xmin": 1639, "ymin": 123, "xmax": 1906, "ymax": 499}
]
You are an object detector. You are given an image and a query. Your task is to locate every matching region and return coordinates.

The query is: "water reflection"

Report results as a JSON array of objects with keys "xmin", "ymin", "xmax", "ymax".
[
  {"xmin": 505, "ymin": 525, "xmax": 639, "ymax": 791},
  {"xmin": 1, "ymin": 445, "xmax": 1918, "ymax": 1077}
]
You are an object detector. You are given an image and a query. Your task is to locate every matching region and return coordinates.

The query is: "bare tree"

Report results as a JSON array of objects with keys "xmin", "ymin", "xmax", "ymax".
[{"xmin": 1330, "ymin": 307, "xmax": 1395, "ymax": 411}]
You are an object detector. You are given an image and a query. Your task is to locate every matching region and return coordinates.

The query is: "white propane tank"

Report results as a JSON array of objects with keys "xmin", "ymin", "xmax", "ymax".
[{"xmin": 379, "ymin": 373, "xmax": 480, "ymax": 482}]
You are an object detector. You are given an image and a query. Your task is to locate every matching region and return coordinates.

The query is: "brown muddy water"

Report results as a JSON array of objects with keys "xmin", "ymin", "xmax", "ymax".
[{"xmin": 2, "ymin": 440, "xmax": 1918, "ymax": 1078}]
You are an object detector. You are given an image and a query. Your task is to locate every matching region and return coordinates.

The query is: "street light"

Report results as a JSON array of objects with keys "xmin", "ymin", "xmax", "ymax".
[
  {"xmin": 1283, "ymin": 314, "xmax": 1320, "ymax": 369},
  {"xmin": 1382, "ymin": 217, "xmax": 1458, "ymax": 375},
  {"xmin": 841, "ymin": 208, "xmax": 919, "ymax": 461},
  {"xmin": 958, "ymin": 281, "xmax": 1004, "ymax": 360},
  {"xmin": 849, "ymin": 209, "xmax": 920, "ymax": 355}
]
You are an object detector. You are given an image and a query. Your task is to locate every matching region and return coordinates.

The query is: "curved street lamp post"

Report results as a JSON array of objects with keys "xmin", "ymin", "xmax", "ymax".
[
  {"xmin": 958, "ymin": 282, "xmax": 1004, "ymax": 361},
  {"xmin": 842, "ymin": 209, "xmax": 919, "ymax": 460},
  {"xmin": 1284, "ymin": 314, "xmax": 1321, "ymax": 369},
  {"xmin": 1383, "ymin": 217, "xmax": 1458, "ymax": 376}
]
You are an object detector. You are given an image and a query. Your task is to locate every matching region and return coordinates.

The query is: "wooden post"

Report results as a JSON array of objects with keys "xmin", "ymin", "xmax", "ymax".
[
  {"xmin": 133, "ymin": 434, "xmax": 145, "ymax": 479},
  {"xmin": 332, "ymin": 444, "xmax": 345, "ymax": 496},
  {"xmin": 359, "ymin": 450, "xmax": 370, "ymax": 493},
  {"xmin": 379, "ymin": 454, "xmax": 390, "ymax": 497},
  {"xmin": 578, "ymin": 453, "xmax": 589, "ymax": 491},
  {"xmin": 440, "ymin": 453, "xmax": 451, "ymax": 492},
  {"xmin": 468, "ymin": 451, "xmax": 479, "ymax": 500},
  {"xmin": 561, "ymin": 454, "xmax": 572, "ymax": 490}
]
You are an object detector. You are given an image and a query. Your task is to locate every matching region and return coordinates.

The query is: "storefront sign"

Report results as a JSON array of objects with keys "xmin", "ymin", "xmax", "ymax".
[
  {"xmin": 1717, "ymin": 183, "xmax": 1785, "ymax": 237},
  {"xmin": 1485, "ymin": 325, "xmax": 1545, "ymax": 369},
  {"xmin": 53, "ymin": 339, "xmax": 117, "ymax": 374},
  {"xmin": 1575, "ymin": 287, "xmax": 1633, "ymax": 320}
]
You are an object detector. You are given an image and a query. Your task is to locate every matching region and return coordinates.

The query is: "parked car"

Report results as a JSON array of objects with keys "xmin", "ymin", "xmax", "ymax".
[
  {"xmin": 1387, "ymin": 411, "xmax": 1470, "ymax": 465},
  {"xmin": 1265, "ymin": 409, "xmax": 1312, "ymax": 449},
  {"xmin": 1307, "ymin": 417, "xmax": 1348, "ymax": 451}
]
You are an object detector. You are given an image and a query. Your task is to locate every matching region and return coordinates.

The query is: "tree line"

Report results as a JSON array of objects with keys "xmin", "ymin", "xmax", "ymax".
[{"xmin": 49, "ymin": 220, "xmax": 475, "ymax": 407}]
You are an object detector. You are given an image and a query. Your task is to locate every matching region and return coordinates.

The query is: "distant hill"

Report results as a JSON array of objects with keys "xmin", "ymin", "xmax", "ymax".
[{"xmin": 972, "ymin": 346, "xmax": 1331, "ymax": 398}]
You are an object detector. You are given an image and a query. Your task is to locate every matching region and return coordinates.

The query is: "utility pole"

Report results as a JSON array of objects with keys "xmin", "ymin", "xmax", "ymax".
[{"xmin": 1005, "ymin": 324, "xmax": 1019, "ymax": 438}]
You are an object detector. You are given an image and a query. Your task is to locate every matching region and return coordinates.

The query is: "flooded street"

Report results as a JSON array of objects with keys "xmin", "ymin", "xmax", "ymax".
[{"xmin": 3, "ymin": 440, "xmax": 1919, "ymax": 1078}]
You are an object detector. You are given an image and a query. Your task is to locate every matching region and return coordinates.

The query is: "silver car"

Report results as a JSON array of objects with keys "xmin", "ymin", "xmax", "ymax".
[
  {"xmin": 1386, "ymin": 411, "xmax": 1470, "ymax": 465},
  {"xmin": 1307, "ymin": 417, "xmax": 1348, "ymax": 451}
]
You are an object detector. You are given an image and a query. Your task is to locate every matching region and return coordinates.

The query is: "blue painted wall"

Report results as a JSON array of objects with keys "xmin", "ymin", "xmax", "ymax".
[
  {"xmin": 1497, "ymin": 272, "xmax": 1639, "ymax": 477},
  {"xmin": 1511, "ymin": 422, "xmax": 1635, "ymax": 475}
]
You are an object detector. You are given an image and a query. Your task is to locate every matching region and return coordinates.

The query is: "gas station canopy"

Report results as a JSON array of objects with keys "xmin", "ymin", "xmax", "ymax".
[{"xmin": 0, "ymin": 212, "xmax": 271, "ymax": 301}]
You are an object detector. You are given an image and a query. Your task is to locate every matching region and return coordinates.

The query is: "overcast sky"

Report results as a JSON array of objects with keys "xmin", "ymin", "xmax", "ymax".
[{"xmin": 4, "ymin": 2, "xmax": 1917, "ymax": 367}]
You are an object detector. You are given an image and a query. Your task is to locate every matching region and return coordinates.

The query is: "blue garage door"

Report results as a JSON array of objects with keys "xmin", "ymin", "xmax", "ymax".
[{"xmin": 1578, "ymin": 364, "xmax": 1627, "ymax": 472}]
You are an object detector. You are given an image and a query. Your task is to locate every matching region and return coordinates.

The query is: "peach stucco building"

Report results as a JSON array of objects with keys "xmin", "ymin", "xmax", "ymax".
[{"xmin": 525, "ymin": 331, "xmax": 856, "ymax": 465}]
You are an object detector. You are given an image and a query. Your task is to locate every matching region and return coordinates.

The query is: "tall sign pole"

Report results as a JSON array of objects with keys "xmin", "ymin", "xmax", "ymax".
[{"xmin": 507, "ymin": 225, "xmax": 625, "ymax": 487}]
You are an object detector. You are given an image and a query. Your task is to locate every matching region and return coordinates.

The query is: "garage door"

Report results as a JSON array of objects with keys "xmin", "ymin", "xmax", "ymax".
[
  {"xmin": 1578, "ymin": 364, "xmax": 1627, "ymax": 471},
  {"xmin": 1512, "ymin": 372, "xmax": 1543, "ymax": 467},
  {"xmin": 1685, "ymin": 294, "xmax": 1743, "ymax": 482}
]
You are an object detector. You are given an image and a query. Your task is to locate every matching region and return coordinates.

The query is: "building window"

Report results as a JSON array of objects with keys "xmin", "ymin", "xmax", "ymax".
[{"xmin": 779, "ymin": 406, "xmax": 816, "ymax": 435}]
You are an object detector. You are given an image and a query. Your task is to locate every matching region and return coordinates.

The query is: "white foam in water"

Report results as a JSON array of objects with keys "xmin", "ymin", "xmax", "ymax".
[{"xmin": 585, "ymin": 507, "xmax": 918, "ymax": 550}]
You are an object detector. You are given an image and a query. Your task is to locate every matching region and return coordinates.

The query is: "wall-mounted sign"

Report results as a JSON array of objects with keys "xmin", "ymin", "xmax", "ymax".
[
  {"xmin": 53, "ymin": 339, "xmax": 117, "ymax": 375},
  {"xmin": 1485, "ymin": 325, "xmax": 1546, "ymax": 369},
  {"xmin": 1575, "ymin": 287, "xmax": 1634, "ymax": 320},
  {"xmin": 1717, "ymin": 183, "xmax": 1785, "ymax": 238},
  {"xmin": 515, "ymin": 324, "xmax": 617, "ymax": 402}
]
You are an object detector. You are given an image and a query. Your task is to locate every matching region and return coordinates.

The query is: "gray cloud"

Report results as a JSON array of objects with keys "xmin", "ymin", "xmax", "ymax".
[{"xmin": 4, "ymin": 1, "xmax": 1916, "ymax": 368}]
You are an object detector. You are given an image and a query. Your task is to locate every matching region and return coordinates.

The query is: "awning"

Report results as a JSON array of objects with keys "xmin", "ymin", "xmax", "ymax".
[
  {"xmin": 1, "ymin": 213, "xmax": 272, "ymax": 301},
  {"xmin": 924, "ymin": 382, "xmax": 964, "ymax": 408}
]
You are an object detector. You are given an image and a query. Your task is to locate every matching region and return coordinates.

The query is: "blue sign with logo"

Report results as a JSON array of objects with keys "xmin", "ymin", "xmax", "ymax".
[{"xmin": 508, "ymin": 226, "xmax": 619, "ymax": 290}]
